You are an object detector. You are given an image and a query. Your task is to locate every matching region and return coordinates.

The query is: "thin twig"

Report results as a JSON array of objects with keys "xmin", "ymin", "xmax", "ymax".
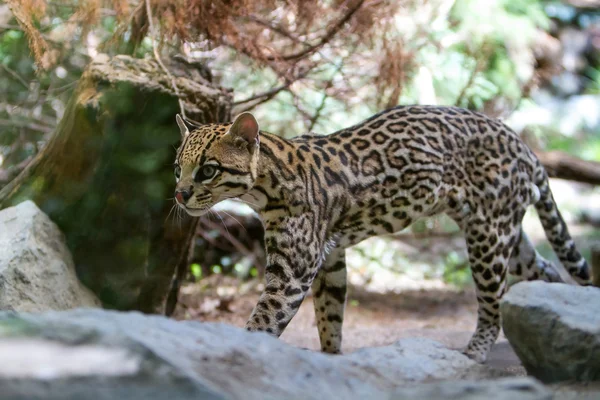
[
  {"xmin": 308, "ymin": 94, "xmax": 328, "ymax": 132},
  {"xmin": 454, "ymin": 62, "xmax": 479, "ymax": 107},
  {"xmin": 42, "ymin": 80, "xmax": 78, "ymax": 94},
  {"xmin": 0, "ymin": 23, "xmax": 21, "ymax": 31},
  {"xmin": 308, "ymin": 62, "xmax": 343, "ymax": 131},
  {"xmin": 144, "ymin": 0, "xmax": 187, "ymax": 120},
  {"xmin": 232, "ymin": 64, "xmax": 315, "ymax": 110},
  {"xmin": 0, "ymin": 102, "xmax": 57, "ymax": 126},
  {"xmin": 231, "ymin": 102, "xmax": 262, "ymax": 117},
  {"xmin": 233, "ymin": 80, "xmax": 295, "ymax": 106},
  {"xmin": 454, "ymin": 47, "xmax": 491, "ymax": 107},
  {"xmin": 0, "ymin": 156, "xmax": 33, "ymax": 190},
  {"xmin": 0, "ymin": 119, "xmax": 53, "ymax": 134},
  {"xmin": 274, "ymin": 0, "xmax": 365, "ymax": 61},
  {"xmin": 246, "ymin": 16, "xmax": 306, "ymax": 44},
  {"xmin": 496, "ymin": 76, "xmax": 536, "ymax": 119},
  {"xmin": 248, "ymin": 15, "xmax": 357, "ymax": 87},
  {"xmin": 287, "ymin": 88, "xmax": 315, "ymax": 121}
]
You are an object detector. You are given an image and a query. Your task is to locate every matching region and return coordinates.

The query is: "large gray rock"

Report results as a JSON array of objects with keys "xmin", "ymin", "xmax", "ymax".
[
  {"xmin": 390, "ymin": 377, "xmax": 551, "ymax": 400},
  {"xmin": 0, "ymin": 309, "xmax": 549, "ymax": 400},
  {"xmin": 501, "ymin": 281, "xmax": 600, "ymax": 383},
  {"xmin": 0, "ymin": 201, "xmax": 101, "ymax": 311}
]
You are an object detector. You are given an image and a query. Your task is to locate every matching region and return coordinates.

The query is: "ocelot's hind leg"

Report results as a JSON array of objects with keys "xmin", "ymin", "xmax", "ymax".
[
  {"xmin": 312, "ymin": 248, "xmax": 347, "ymax": 354},
  {"xmin": 463, "ymin": 221, "xmax": 519, "ymax": 363},
  {"xmin": 508, "ymin": 228, "xmax": 563, "ymax": 282}
]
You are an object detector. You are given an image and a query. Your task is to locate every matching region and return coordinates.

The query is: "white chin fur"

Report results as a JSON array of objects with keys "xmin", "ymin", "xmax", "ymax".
[{"xmin": 178, "ymin": 204, "xmax": 208, "ymax": 217}]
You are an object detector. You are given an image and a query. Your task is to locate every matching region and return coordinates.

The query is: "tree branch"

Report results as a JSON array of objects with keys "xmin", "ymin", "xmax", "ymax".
[
  {"xmin": 563, "ymin": 0, "xmax": 600, "ymax": 8},
  {"xmin": 0, "ymin": 23, "xmax": 21, "ymax": 31},
  {"xmin": 233, "ymin": 80, "xmax": 297, "ymax": 106},
  {"xmin": 454, "ymin": 48, "xmax": 490, "ymax": 107},
  {"xmin": 535, "ymin": 150, "xmax": 600, "ymax": 186},
  {"xmin": 231, "ymin": 65, "xmax": 315, "ymax": 113},
  {"xmin": 0, "ymin": 118, "xmax": 54, "ymax": 134},
  {"xmin": 0, "ymin": 156, "xmax": 33, "ymax": 190},
  {"xmin": 287, "ymin": 88, "xmax": 315, "ymax": 122},
  {"xmin": 276, "ymin": 0, "xmax": 365, "ymax": 61},
  {"xmin": 307, "ymin": 63, "xmax": 343, "ymax": 131},
  {"xmin": 246, "ymin": 16, "xmax": 307, "ymax": 45}
]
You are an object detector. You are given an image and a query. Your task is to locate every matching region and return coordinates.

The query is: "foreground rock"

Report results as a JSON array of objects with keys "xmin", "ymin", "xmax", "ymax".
[
  {"xmin": 0, "ymin": 309, "xmax": 549, "ymax": 400},
  {"xmin": 501, "ymin": 281, "xmax": 600, "ymax": 383},
  {"xmin": 0, "ymin": 201, "xmax": 101, "ymax": 311},
  {"xmin": 391, "ymin": 377, "xmax": 550, "ymax": 400}
]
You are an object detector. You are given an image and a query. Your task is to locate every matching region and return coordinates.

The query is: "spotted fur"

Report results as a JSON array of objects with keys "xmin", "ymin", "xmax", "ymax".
[{"xmin": 174, "ymin": 106, "xmax": 591, "ymax": 363}]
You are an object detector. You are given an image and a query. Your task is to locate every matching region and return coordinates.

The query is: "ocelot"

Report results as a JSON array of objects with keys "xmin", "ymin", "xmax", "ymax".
[{"xmin": 173, "ymin": 105, "xmax": 591, "ymax": 363}]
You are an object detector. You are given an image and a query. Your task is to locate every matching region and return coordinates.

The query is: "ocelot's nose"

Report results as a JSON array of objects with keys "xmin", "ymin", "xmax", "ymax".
[{"xmin": 175, "ymin": 188, "xmax": 192, "ymax": 204}]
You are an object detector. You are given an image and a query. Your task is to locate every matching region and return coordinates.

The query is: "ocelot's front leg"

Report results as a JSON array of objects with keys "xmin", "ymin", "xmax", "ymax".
[
  {"xmin": 245, "ymin": 214, "xmax": 325, "ymax": 336},
  {"xmin": 312, "ymin": 248, "xmax": 347, "ymax": 353}
]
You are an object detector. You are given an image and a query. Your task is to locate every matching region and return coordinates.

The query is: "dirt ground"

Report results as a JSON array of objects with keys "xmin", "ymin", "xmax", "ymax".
[{"xmin": 173, "ymin": 275, "xmax": 524, "ymax": 375}]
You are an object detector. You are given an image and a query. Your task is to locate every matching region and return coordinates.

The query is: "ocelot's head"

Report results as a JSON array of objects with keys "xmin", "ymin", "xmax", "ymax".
[{"xmin": 173, "ymin": 113, "xmax": 260, "ymax": 216}]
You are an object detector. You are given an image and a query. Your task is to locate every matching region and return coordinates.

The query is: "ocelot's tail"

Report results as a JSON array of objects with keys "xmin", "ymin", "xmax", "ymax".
[{"xmin": 534, "ymin": 167, "xmax": 591, "ymax": 285}]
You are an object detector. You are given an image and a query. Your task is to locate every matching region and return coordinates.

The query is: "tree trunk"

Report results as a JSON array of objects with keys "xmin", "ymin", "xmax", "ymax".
[{"xmin": 0, "ymin": 54, "xmax": 231, "ymax": 313}]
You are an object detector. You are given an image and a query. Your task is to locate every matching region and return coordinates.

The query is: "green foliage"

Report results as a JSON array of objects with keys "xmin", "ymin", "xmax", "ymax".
[
  {"xmin": 434, "ymin": 0, "xmax": 548, "ymax": 107},
  {"xmin": 190, "ymin": 263, "xmax": 202, "ymax": 280},
  {"xmin": 442, "ymin": 251, "xmax": 472, "ymax": 287},
  {"xmin": 546, "ymin": 133, "xmax": 600, "ymax": 162},
  {"xmin": 584, "ymin": 66, "xmax": 600, "ymax": 95}
]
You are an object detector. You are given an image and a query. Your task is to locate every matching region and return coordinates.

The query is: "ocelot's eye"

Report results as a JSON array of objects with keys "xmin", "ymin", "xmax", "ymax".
[
  {"xmin": 194, "ymin": 164, "xmax": 219, "ymax": 182},
  {"xmin": 174, "ymin": 165, "xmax": 181, "ymax": 181}
]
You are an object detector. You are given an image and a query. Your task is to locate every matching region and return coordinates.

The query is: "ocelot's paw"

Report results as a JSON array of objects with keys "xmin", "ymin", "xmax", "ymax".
[
  {"xmin": 321, "ymin": 349, "xmax": 342, "ymax": 355},
  {"xmin": 537, "ymin": 260, "xmax": 564, "ymax": 283},
  {"xmin": 462, "ymin": 347, "xmax": 488, "ymax": 364},
  {"xmin": 545, "ymin": 269, "xmax": 564, "ymax": 283},
  {"xmin": 299, "ymin": 347, "xmax": 341, "ymax": 354},
  {"xmin": 320, "ymin": 344, "xmax": 342, "ymax": 354}
]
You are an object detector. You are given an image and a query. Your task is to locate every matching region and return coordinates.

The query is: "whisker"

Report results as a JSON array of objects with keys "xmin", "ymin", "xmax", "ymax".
[
  {"xmin": 219, "ymin": 209, "xmax": 248, "ymax": 234},
  {"xmin": 222, "ymin": 195, "xmax": 260, "ymax": 209},
  {"xmin": 165, "ymin": 201, "xmax": 178, "ymax": 224},
  {"xmin": 176, "ymin": 205, "xmax": 183, "ymax": 230},
  {"xmin": 215, "ymin": 211, "xmax": 232, "ymax": 239},
  {"xmin": 207, "ymin": 208, "xmax": 219, "ymax": 225}
]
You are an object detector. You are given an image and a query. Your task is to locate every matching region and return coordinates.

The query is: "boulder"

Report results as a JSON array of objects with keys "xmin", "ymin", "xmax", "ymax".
[
  {"xmin": 501, "ymin": 281, "xmax": 600, "ymax": 382},
  {"xmin": 0, "ymin": 308, "xmax": 550, "ymax": 400},
  {"xmin": 390, "ymin": 377, "xmax": 550, "ymax": 400},
  {"xmin": 0, "ymin": 201, "xmax": 101, "ymax": 311}
]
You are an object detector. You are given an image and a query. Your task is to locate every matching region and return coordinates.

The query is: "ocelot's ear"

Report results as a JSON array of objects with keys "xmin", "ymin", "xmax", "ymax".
[
  {"xmin": 176, "ymin": 114, "xmax": 189, "ymax": 139},
  {"xmin": 228, "ymin": 112, "xmax": 259, "ymax": 149}
]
